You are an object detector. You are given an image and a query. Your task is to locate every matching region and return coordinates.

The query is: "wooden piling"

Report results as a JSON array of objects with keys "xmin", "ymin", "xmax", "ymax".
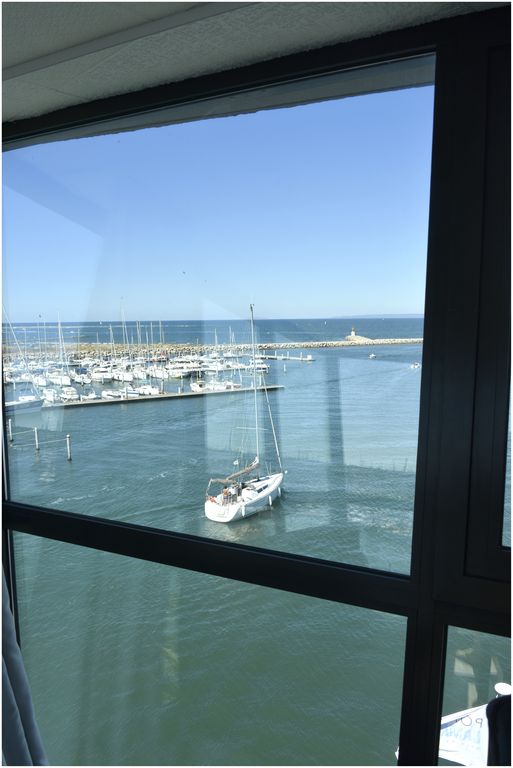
[{"xmin": 66, "ymin": 434, "xmax": 72, "ymax": 461}]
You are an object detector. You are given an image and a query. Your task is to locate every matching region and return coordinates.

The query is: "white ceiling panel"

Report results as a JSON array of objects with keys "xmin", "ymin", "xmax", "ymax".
[
  {"xmin": 2, "ymin": 1, "xmax": 505, "ymax": 123},
  {"xmin": 3, "ymin": 3, "xmax": 198, "ymax": 67}
]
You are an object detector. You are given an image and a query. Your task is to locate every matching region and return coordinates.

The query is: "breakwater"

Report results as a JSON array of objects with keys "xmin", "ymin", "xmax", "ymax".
[
  {"xmin": 4, "ymin": 336, "xmax": 422, "ymax": 360},
  {"xmin": 259, "ymin": 337, "xmax": 423, "ymax": 349},
  {"xmin": 72, "ymin": 336, "xmax": 422, "ymax": 357}
]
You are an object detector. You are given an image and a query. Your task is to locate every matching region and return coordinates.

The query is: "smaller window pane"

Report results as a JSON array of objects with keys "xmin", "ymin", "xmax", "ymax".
[
  {"xmin": 439, "ymin": 626, "xmax": 511, "ymax": 766},
  {"xmin": 13, "ymin": 532, "xmax": 407, "ymax": 766}
]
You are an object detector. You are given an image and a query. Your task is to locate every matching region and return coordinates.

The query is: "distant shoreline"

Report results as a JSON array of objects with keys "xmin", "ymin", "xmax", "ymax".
[{"xmin": 5, "ymin": 316, "xmax": 425, "ymax": 326}]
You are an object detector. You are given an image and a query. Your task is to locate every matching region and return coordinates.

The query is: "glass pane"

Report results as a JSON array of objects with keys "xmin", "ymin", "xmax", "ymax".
[
  {"xmin": 13, "ymin": 532, "xmax": 406, "ymax": 766},
  {"xmin": 440, "ymin": 626, "xmax": 511, "ymax": 766},
  {"xmin": 3, "ymin": 57, "xmax": 434, "ymax": 573},
  {"xmin": 503, "ymin": 407, "xmax": 511, "ymax": 547}
]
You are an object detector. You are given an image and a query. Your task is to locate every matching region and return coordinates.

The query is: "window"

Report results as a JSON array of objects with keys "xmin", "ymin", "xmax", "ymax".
[
  {"xmin": 440, "ymin": 627, "xmax": 511, "ymax": 766},
  {"xmin": 3, "ymin": 7, "xmax": 509, "ymax": 766},
  {"xmin": 3, "ymin": 63, "xmax": 433, "ymax": 574}
]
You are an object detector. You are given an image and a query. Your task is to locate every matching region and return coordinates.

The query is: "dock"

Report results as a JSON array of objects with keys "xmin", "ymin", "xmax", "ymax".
[
  {"xmin": 42, "ymin": 384, "xmax": 284, "ymax": 409},
  {"xmin": 260, "ymin": 352, "xmax": 315, "ymax": 361}
]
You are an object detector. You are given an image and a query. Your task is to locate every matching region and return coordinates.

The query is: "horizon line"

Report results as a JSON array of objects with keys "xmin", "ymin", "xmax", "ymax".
[{"xmin": 4, "ymin": 314, "xmax": 425, "ymax": 325}]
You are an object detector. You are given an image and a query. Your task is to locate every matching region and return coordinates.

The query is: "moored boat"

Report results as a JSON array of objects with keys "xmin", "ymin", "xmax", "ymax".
[
  {"xmin": 42, "ymin": 388, "xmax": 60, "ymax": 404},
  {"xmin": 101, "ymin": 389, "xmax": 123, "ymax": 400},
  {"xmin": 121, "ymin": 387, "xmax": 140, "ymax": 398},
  {"xmin": 80, "ymin": 390, "xmax": 98, "ymax": 401},
  {"xmin": 136, "ymin": 384, "xmax": 160, "ymax": 396},
  {"xmin": 60, "ymin": 386, "xmax": 80, "ymax": 402},
  {"xmin": 190, "ymin": 377, "xmax": 242, "ymax": 393},
  {"xmin": 91, "ymin": 366, "xmax": 113, "ymax": 382}
]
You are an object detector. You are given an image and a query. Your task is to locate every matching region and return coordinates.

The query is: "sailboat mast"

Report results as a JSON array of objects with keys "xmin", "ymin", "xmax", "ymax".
[
  {"xmin": 250, "ymin": 304, "xmax": 260, "ymax": 462},
  {"xmin": 58, "ymin": 314, "xmax": 70, "ymax": 375}
]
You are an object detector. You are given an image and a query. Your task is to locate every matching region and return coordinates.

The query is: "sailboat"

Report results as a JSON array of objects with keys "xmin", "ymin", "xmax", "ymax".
[
  {"xmin": 204, "ymin": 305, "xmax": 284, "ymax": 523},
  {"xmin": 3, "ymin": 311, "xmax": 44, "ymax": 413}
]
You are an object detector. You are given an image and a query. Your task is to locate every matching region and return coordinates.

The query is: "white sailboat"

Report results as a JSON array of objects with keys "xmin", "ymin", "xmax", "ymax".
[
  {"xmin": 204, "ymin": 305, "xmax": 284, "ymax": 523},
  {"xmin": 190, "ymin": 376, "xmax": 241, "ymax": 393}
]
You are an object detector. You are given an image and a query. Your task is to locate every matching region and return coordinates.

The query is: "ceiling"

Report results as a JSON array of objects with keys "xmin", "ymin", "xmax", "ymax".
[{"xmin": 2, "ymin": 1, "xmax": 505, "ymax": 123}]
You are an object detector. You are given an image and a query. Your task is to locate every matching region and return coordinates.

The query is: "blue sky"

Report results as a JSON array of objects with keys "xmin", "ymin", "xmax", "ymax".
[{"xmin": 3, "ymin": 84, "xmax": 434, "ymax": 323}]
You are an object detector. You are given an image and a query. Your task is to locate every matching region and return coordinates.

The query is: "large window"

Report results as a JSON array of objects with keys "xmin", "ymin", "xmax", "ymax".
[
  {"xmin": 3, "ymin": 7, "xmax": 509, "ymax": 767},
  {"xmin": 3, "ymin": 58, "xmax": 433, "ymax": 575}
]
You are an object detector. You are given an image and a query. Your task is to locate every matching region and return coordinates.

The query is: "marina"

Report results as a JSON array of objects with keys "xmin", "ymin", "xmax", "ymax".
[{"xmin": 3, "ymin": 318, "xmax": 423, "ymax": 411}]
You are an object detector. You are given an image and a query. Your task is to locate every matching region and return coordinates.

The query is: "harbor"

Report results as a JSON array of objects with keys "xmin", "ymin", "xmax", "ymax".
[{"xmin": 3, "ymin": 320, "xmax": 422, "ymax": 410}]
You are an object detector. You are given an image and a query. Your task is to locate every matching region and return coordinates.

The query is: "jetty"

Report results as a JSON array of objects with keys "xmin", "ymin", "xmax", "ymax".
[
  {"xmin": 260, "ymin": 352, "xmax": 315, "ymax": 362},
  {"xmin": 80, "ymin": 335, "xmax": 420, "ymax": 355},
  {"xmin": 3, "ymin": 336, "xmax": 422, "ymax": 361}
]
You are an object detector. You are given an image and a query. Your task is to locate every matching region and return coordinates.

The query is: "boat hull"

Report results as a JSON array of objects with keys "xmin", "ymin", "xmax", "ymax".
[{"xmin": 205, "ymin": 472, "xmax": 283, "ymax": 523}]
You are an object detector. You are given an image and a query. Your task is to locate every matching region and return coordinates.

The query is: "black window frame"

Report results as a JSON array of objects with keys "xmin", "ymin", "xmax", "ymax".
[{"xmin": 2, "ymin": 7, "xmax": 510, "ymax": 766}]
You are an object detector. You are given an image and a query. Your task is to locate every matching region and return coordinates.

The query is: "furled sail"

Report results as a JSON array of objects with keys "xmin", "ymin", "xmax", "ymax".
[{"xmin": 209, "ymin": 457, "xmax": 260, "ymax": 485}]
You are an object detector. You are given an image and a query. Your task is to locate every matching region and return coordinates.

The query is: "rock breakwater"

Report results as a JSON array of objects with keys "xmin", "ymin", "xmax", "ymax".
[{"xmin": 63, "ymin": 337, "xmax": 423, "ymax": 357}]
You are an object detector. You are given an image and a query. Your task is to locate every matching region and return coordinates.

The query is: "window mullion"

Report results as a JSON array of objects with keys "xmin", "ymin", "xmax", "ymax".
[{"xmin": 4, "ymin": 501, "xmax": 417, "ymax": 617}]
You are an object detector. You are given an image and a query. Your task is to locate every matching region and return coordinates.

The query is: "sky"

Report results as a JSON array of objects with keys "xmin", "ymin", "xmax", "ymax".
[{"xmin": 2, "ymin": 82, "xmax": 434, "ymax": 323}]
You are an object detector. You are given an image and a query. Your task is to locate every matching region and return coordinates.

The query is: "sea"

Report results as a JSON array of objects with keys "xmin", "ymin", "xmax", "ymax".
[
  {"xmin": 6, "ymin": 317, "xmax": 508, "ymax": 766},
  {"xmin": 4, "ymin": 316, "xmax": 426, "ymax": 353}
]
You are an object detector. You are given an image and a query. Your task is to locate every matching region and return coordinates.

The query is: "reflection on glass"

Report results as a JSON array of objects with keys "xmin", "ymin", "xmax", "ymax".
[
  {"xmin": 3, "ymin": 62, "xmax": 434, "ymax": 573},
  {"xmin": 503, "ymin": 407, "xmax": 511, "ymax": 547},
  {"xmin": 439, "ymin": 626, "xmax": 511, "ymax": 766},
  {"xmin": 14, "ymin": 533, "xmax": 406, "ymax": 766}
]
